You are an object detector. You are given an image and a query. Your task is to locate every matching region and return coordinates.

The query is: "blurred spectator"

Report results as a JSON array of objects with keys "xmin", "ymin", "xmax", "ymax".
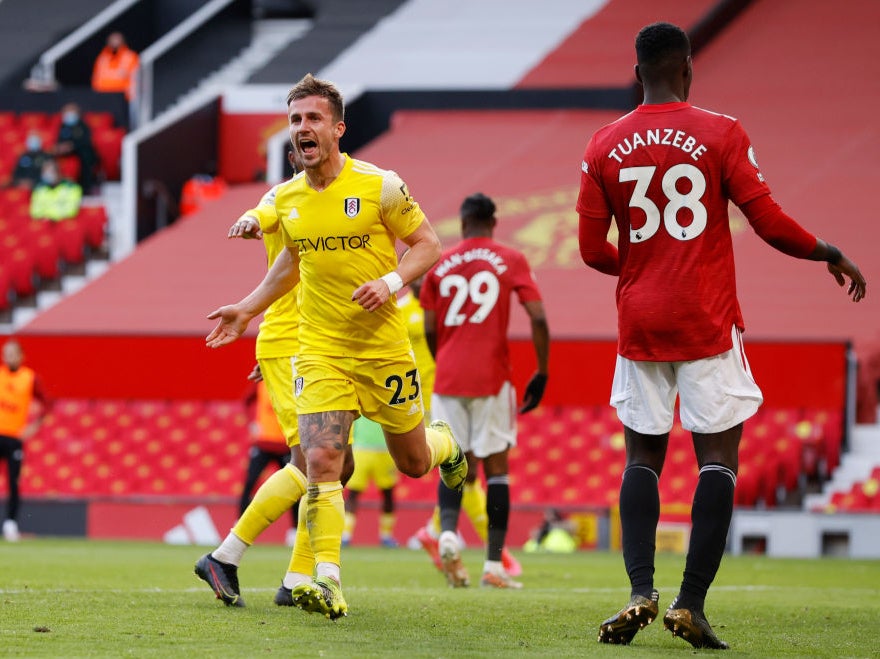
[
  {"xmin": 523, "ymin": 508, "xmax": 577, "ymax": 554},
  {"xmin": 12, "ymin": 132, "xmax": 52, "ymax": 189},
  {"xmin": 29, "ymin": 159, "xmax": 82, "ymax": 221},
  {"xmin": 53, "ymin": 103, "xmax": 99, "ymax": 194},
  {"xmin": 92, "ymin": 32, "xmax": 140, "ymax": 101},
  {"xmin": 1, "ymin": 338, "xmax": 52, "ymax": 542},
  {"xmin": 179, "ymin": 171, "xmax": 228, "ymax": 216}
]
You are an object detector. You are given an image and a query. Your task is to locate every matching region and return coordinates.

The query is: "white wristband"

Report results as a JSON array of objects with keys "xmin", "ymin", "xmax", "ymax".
[{"xmin": 380, "ymin": 271, "xmax": 404, "ymax": 295}]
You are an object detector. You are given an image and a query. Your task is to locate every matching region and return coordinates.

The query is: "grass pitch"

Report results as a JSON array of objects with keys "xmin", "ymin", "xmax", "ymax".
[{"xmin": 1, "ymin": 538, "xmax": 878, "ymax": 657}]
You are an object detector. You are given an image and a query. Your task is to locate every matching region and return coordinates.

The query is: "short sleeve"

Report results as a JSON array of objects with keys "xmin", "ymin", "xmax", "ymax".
[
  {"xmin": 575, "ymin": 135, "xmax": 612, "ymax": 221},
  {"xmin": 380, "ymin": 170, "xmax": 426, "ymax": 239},
  {"xmin": 243, "ymin": 184, "xmax": 280, "ymax": 233},
  {"xmin": 722, "ymin": 120, "xmax": 772, "ymax": 208},
  {"xmin": 510, "ymin": 251, "xmax": 543, "ymax": 304}
]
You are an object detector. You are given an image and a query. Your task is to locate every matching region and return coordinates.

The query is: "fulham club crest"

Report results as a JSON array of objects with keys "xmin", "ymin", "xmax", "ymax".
[{"xmin": 344, "ymin": 197, "xmax": 361, "ymax": 218}]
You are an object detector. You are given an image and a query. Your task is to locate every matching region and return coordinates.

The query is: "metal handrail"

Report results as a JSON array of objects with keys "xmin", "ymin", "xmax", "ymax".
[{"xmin": 134, "ymin": 0, "xmax": 236, "ymax": 125}]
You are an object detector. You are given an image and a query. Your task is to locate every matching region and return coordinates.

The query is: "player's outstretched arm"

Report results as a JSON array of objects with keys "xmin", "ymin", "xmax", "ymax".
[
  {"xmin": 742, "ymin": 197, "xmax": 866, "ymax": 302},
  {"xmin": 206, "ymin": 247, "xmax": 300, "ymax": 347}
]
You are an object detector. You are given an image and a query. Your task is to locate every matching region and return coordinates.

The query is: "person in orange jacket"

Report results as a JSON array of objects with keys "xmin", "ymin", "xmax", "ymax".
[
  {"xmin": 92, "ymin": 32, "xmax": 139, "ymax": 101},
  {"xmin": 0, "ymin": 339, "xmax": 51, "ymax": 542}
]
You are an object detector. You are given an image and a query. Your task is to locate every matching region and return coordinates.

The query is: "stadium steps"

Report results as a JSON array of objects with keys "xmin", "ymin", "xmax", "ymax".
[
  {"xmin": 0, "ymin": 183, "xmax": 118, "ymax": 333},
  {"xmin": 156, "ymin": 19, "xmax": 312, "ymax": 120},
  {"xmin": 803, "ymin": 424, "xmax": 880, "ymax": 511},
  {"xmin": 2, "ymin": 259, "xmax": 111, "ymax": 332}
]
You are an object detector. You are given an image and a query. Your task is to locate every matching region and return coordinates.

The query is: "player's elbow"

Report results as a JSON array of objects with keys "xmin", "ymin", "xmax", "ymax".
[
  {"xmin": 425, "ymin": 232, "xmax": 442, "ymax": 266},
  {"xmin": 580, "ymin": 247, "xmax": 618, "ymax": 275}
]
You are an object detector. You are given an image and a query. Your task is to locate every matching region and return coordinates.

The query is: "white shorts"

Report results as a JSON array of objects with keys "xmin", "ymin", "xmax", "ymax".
[
  {"xmin": 611, "ymin": 326, "xmax": 763, "ymax": 435},
  {"xmin": 431, "ymin": 381, "xmax": 517, "ymax": 459}
]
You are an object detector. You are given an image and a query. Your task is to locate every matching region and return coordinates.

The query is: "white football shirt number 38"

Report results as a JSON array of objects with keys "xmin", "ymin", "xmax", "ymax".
[
  {"xmin": 438, "ymin": 271, "xmax": 500, "ymax": 327},
  {"xmin": 620, "ymin": 163, "xmax": 707, "ymax": 242}
]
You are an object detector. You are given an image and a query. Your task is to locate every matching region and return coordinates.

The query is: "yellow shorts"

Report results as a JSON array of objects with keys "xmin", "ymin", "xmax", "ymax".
[
  {"xmin": 258, "ymin": 356, "xmax": 298, "ymax": 448},
  {"xmin": 347, "ymin": 449, "xmax": 399, "ymax": 491},
  {"xmin": 294, "ymin": 353, "xmax": 425, "ymax": 434}
]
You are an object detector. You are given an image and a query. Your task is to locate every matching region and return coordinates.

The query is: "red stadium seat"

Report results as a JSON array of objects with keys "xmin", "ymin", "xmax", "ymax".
[
  {"xmin": 75, "ymin": 206, "xmax": 108, "ymax": 249},
  {"xmin": 83, "ymin": 111, "xmax": 114, "ymax": 131},
  {"xmin": 773, "ymin": 435, "xmax": 802, "ymax": 493},
  {"xmin": 53, "ymin": 399, "xmax": 93, "ymax": 417},
  {"xmin": 0, "ymin": 153, "xmax": 17, "ymax": 186},
  {"xmin": 44, "ymin": 112, "xmax": 62, "ymax": 135},
  {"xmin": 92, "ymin": 127, "xmax": 125, "ymax": 180},
  {"xmin": 51, "ymin": 219, "xmax": 86, "ymax": 265},
  {"xmin": 17, "ymin": 112, "xmax": 49, "ymax": 131},
  {"xmin": 0, "ymin": 111, "xmax": 16, "ymax": 129},
  {"xmin": 734, "ymin": 461, "xmax": 760, "ymax": 507},
  {"xmin": 0, "ymin": 186, "xmax": 30, "ymax": 211},
  {"xmin": 5, "ymin": 245, "xmax": 37, "ymax": 297},
  {"xmin": 30, "ymin": 228, "xmax": 62, "ymax": 281},
  {"xmin": 0, "ymin": 217, "xmax": 19, "ymax": 237},
  {"xmin": 0, "ymin": 130, "xmax": 25, "ymax": 161},
  {"xmin": 56, "ymin": 154, "xmax": 81, "ymax": 183},
  {"xmin": 0, "ymin": 267, "xmax": 11, "ymax": 312}
]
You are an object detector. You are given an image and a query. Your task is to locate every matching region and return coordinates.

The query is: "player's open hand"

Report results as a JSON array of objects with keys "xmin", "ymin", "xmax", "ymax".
[
  {"xmin": 247, "ymin": 363, "xmax": 263, "ymax": 382},
  {"xmin": 827, "ymin": 255, "xmax": 866, "ymax": 302},
  {"xmin": 228, "ymin": 216, "xmax": 262, "ymax": 239},
  {"xmin": 206, "ymin": 305, "xmax": 251, "ymax": 348},
  {"xmin": 352, "ymin": 279, "xmax": 392, "ymax": 312}
]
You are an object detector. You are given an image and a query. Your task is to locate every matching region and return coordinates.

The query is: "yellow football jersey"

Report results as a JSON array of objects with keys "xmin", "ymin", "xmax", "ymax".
[
  {"xmin": 275, "ymin": 155, "xmax": 426, "ymax": 358},
  {"xmin": 397, "ymin": 290, "xmax": 435, "ymax": 402},
  {"xmin": 243, "ymin": 184, "xmax": 299, "ymax": 360}
]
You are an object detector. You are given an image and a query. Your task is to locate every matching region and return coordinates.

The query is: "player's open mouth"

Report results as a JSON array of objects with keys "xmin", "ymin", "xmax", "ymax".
[{"xmin": 299, "ymin": 139, "xmax": 317, "ymax": 155}]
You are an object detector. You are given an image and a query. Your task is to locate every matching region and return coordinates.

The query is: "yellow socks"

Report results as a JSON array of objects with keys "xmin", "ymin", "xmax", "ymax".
[
  {"xmin": 425, "ymin": 425, "xmax": 456, "ymax": 468},
  {"xmin": 231, "ymin": 463, "xmax": 307, "ymax": 545},
  {"xmin": 306, "ymin": 481, "xmax": 345, "ymax": 567},
  {"xmin": 379, "ymin": 512, "xmax": 395, "ymax": 540},
  {"xmin": 287, "ymin": 493, "xmax": 314, "ymax": 580},
  {"xmin": 462, "ymin": 480, "xmax": 488, "ymax": 541}
]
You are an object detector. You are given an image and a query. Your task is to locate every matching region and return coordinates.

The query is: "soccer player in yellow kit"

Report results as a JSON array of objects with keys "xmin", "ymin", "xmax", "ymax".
[
  {"xmin": 206, "ymin": 74, "xmax": 466, "ymax": 620},
  {"xmin": 196, "ymin": 162, "xmax": 354, "ymax": 608}
]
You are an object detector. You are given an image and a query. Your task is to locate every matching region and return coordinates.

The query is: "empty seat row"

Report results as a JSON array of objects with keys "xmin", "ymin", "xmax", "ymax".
[
  {"xmin": 0, "ymin": 400, "xmax": 844, "ymax": 508},
  {"xmin": 0, "ymin": 205, "xmax": 107, "ymax": 307}
]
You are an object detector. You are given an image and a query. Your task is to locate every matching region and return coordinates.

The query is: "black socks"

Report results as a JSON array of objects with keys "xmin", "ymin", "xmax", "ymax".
[
  {"xmin": 620, "ymin": 464, "xmax": 660, "ymax": 599},
  {"xmin": 677, "ymin": 463, "xmax": 736, "ymax": 611}
]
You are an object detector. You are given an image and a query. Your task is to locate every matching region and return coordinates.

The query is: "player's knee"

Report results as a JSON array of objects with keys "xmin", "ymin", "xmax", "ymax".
[{"xmin": 395, "ymin": 455, "xmax": 430, "ymax": 478}]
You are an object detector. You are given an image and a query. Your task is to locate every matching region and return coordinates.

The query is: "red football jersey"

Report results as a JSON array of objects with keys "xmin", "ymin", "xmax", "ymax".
[
  {"xmin": 577, "ymin": 102, "xmax": 772, "ymax": 361},
  {"xmin": 420, "ymin": 237, "xmax": 542, "ymax": 397}
]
